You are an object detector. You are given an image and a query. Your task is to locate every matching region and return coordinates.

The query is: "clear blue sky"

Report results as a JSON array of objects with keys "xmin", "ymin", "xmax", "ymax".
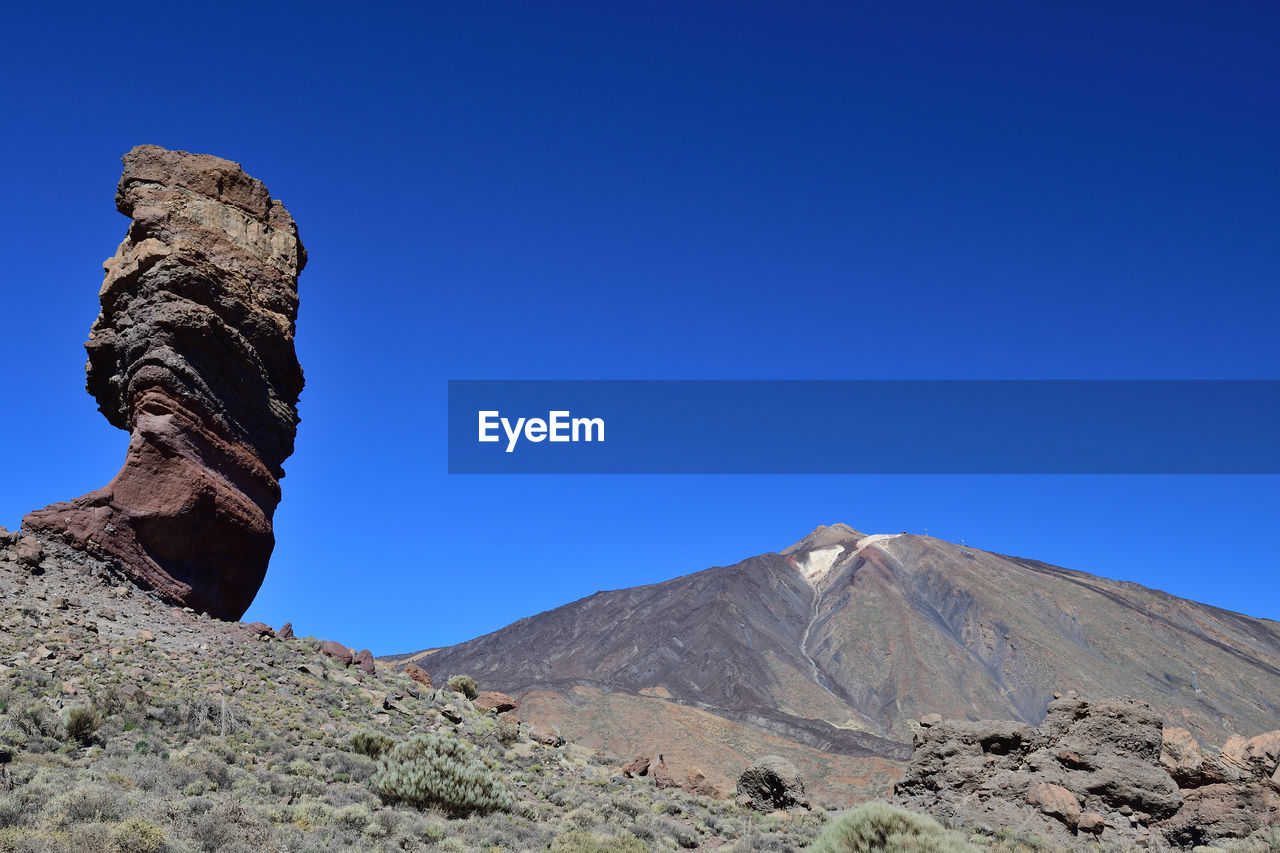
[{"xmin": 2, "ymin": 3, "xmax": 1276, "ymax": 653}]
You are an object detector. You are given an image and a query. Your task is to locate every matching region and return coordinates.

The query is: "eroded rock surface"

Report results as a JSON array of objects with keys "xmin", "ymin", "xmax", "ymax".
[
  {"xmin": 23, "ymin": 145, "xmax": 304, "ymax": 620},
  {"xmin": 737, "ymin": 755, "xmax": 808, "ymax": 811},
  {"xmin": 894, "ymin": 694, "xmax": 1280, "ymax": 849}
]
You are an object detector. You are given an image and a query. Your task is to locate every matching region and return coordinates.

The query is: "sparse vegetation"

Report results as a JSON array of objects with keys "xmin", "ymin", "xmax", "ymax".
[
  {"xmin": 370, "ymin": 732, "xmax": 513, "ymax": 816},
  {"xmin": 0, "ymin": 535, "xmax": 1139, "ymax": 853},
  {"xmin": 447, "ymin": 674, "xmax": 478, "ymax": 699},
  {"xmin": 62, "ymin": 704, "xmax": 100, "ymax": 745},
  {"xmin": 350, "ymin": 729, "xmax": 394, "ymax": 759},
  {"xmin": 808, "ymin": 802, "xmax": 978, "ymax": 853},
  {"xmin": 551, "ymin": 829, "xmax": 650, "ymax": 852}
]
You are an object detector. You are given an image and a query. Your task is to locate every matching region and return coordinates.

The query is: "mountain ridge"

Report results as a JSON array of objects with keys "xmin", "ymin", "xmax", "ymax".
[{"xmin": 386, "ymin": 524, "xmax": 1280, "ymax": 803}]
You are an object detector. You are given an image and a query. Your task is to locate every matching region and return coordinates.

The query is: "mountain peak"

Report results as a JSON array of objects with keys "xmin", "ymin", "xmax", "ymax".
[{"xmin": 781, "ymin": 523, "xmax": 865, "ymax": 555}]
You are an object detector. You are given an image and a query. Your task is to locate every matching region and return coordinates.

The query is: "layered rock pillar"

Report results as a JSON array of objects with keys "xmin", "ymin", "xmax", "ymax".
[{"xmin": 23, "ymin": 145, "xmax": 305, "ymax": 620}]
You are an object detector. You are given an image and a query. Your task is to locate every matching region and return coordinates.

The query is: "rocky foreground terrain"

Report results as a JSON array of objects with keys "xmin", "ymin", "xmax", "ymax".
[
  {"xmin": 895, "ymin": 694, "xmax": 1280, "ymax": 849},
  {"xmin": 4, "ymin": 529, "xmax": 1279, "ymax": 851},
  {"xmin": 0, "ymin": 528, "xmax": 836, "ymax": 851}
]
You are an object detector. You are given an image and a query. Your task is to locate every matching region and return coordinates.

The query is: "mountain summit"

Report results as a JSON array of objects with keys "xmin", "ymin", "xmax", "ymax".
[{"xmin": 390, "ymin": 526, "xmax": 1280, "ymax": 802}]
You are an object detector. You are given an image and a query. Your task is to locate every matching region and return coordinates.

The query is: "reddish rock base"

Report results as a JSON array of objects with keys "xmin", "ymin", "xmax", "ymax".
[{"xmin": 25, "ymin": 388, "xmax": 277, "ymax": 619}]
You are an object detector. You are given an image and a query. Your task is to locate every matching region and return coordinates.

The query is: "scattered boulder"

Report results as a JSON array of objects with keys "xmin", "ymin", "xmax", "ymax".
[
  {"xmin": 14, "ymin": 537, "xmax": 42, "ymax": 568},
  {"xmin": 1077, "ymin": 812, "xmax": 1106, "ymax": 835},
  {"xmin": 651, "ymin": 754, "xmax": 677, "ymax": 789},
  {"xmin": 22, "ymin": 145, "xmax": 305, "ymax": 620},
  {"xmin": 894, "ymin": 695, "xmax": 1181, "ymax": 847},
  {"xmin": 473, "ymin": 691, "xmax": 517, "ymax": 714},
  {"xmin": 895, "ymin": 694, "xmax": 1280, "ymax": 848},
  {"xmin": 528, "ymin": 726, "xmax": 563, "ymax": 747},
  {"xmin": 321, "ymin": 641, "xmax": 352, "ymax": 666},
  {"xmin": 1161, "ymin": 781, "xmax": 1280, "ymax": 847},
  {"xmin": 684, "ymin": 768, "xmax": 723, "ymax": 799},
  {"xmin": 1221, "ymin": 730, "xmax": 1280, "ymax": 779},
  {"xmin": 919, "ymin": 713, "xmax": 943, "ymax": 727},
  {"xmin": 244, "ymin": 622, "xmax": 276, "ymax": 638},
  {"xmin": 1026, "ymin": 782, "xmax": 1080, "ymax": 828},
  {"xmin": 279, "ymin": 622, "xmax": 294, "ymax": 639},
  {"xmin": 403, "ymin": 663, "xmax": 432, "ymax": 689},
  {"xmin": 737, "ymin": 755, "xmax": 806, "ymax": 811},
  {"xmin": 1161, "ymin": 727, "xmax": 1240, "ymax": 787},
  {"xmin": 622, "ymin": 755, "xmax": 651, "ymax": 778},
  {"xmin": 354, "ymin": 649, "xmax": 376, "ymax": 675}
]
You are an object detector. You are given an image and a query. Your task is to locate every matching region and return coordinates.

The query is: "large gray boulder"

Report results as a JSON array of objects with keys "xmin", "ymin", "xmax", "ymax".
[
  {"xmin": 894, "ymin": 695, "xmax": 1181, "ymax": 847},
  {"xmin": 737, "ymin": 755, "xmax": 806, "ymax": 811}
]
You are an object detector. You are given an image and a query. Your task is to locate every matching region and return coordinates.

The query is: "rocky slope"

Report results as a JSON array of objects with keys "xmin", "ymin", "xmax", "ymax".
[
  {"xmin": 894, "ymin": 694, "xmax": 1280, "ymax": 849},
  {"xmin": 392, "ymin": 524, "xmax": 1280, "ymax": 805},
  {"xmin": 1, "ymin": 527, "xmax": 833, "ymax": 852},
  {"xmin": 23, "ymin": 145, "xmax": 305, "ymax": 620}
]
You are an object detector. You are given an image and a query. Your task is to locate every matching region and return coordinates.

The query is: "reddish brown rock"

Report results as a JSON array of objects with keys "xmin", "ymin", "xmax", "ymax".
[
  {"xmin": 14, "ymin": 536, "xmax": 43, "ymax": 568},
  {"xmin": 528, "ymin": 726, "xmax": 563, "ymax": 747},
  {"xmin": 279, "ymin": 622, "xmax": 294, "ymax": 639},
  {"xmin": 354, "ymin": 649, "xmax": 376, "ymax": 675},
  {"xmin": 244, "ymin": 622, "xmax": 276, "ymax": 638},
  {"xmin": 1160, "ymin": 727, "xmax": 1203, "ymax": 782},
  {"xmin": 1077, "ymin": 812, "xmax": 1106, "ymax": 835},
  {"xmin": 621, "ymin": 755, "xmax": 651, "ymax": 778},
  {"xmin": 403, "ymin": 663, "xmax": 432, "ymax": 689},
  {"xmin": 684, "ymin": 768, "xmax": 724, "ymax": 799},
  {"xmin": 1160, "ymin": 726, "xmax": 1240, "ymax": 787},
  {"xmin": 22, "ymin": 145, "xmax": 305, "ymax": 621},
  {"xmin": 1221, "ymin": 730, "xmax": 1280, "ymax": 779},
  {"xmin": 321, "ymin": 641, "xmax": 352, "ymax": 666},
  {"xmin": 651, "ymin": 754, "xmax": 677, "ymax": 789},
  {"xmin": 1027, "ymin": 782, "xmax": 1080, "ymax": 828},
  {"xmin": 473, "ymin": 691, "xmax": 517, "ymax": 714}
]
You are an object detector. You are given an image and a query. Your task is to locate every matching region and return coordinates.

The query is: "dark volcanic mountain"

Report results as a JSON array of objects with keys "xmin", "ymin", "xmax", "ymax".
[{"xmin": 389, "ymin": 525, "xmax": 1280, "ymax": 802}]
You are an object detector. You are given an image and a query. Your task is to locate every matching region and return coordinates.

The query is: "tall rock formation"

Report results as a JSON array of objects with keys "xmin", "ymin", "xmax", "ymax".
[{"xmin": 23, "ymin": 145, "xmax": 305, "ymax": 620}]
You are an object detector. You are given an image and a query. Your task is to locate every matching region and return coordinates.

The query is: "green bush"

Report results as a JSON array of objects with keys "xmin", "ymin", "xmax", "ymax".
[
  {"xmin": 5, "ymin": 701, "xmax": 57, "ymax": 739},
  {"xmin": 370, "ymin": 733, "xmax": 512, "ymax": 816},
  {"xmin": 807, "ymin": 802, "xmax": 977, "ymax": 853},
  {"xmin": 62, "ymin": 705, "xmax": 100, "ymax": 745},
  {"xmin": 111, "ymin": 817, "xmax": 166, "ymax": 853},
  {"xmin": 349, "ymin": 730, "xmax": 393, "ymax": 759},
  {"xmin": 447, "ymin": 675, "xmax": 478, "ymax": 700},
  {"xmin": 0, "ymin": 731, "xmax": 21, "ymax": 764}
]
